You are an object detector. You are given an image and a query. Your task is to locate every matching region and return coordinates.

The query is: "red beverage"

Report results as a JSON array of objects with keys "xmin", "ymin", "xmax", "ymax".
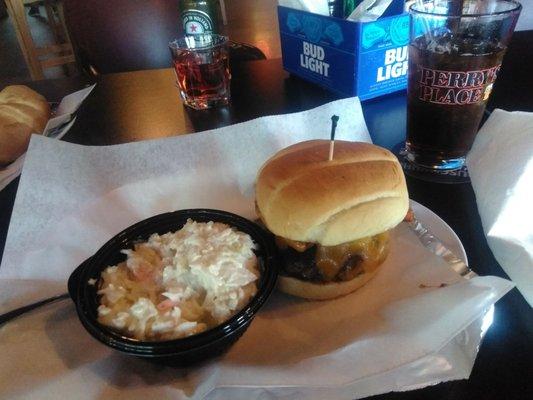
[{"xmin": 170, "ymin": 35, "xmax": 230, "ymax": 110}]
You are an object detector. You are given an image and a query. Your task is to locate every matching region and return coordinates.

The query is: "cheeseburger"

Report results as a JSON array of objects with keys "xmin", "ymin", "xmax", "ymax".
[{"xmin": 255, "ymin": 140, "xmax": 409, "ymax": 300}]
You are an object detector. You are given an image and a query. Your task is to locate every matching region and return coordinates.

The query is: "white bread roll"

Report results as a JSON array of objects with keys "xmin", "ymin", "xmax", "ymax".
[
  {"xmin": 0, "ymin": 85, "xmax": 50, "ymax": 165},
  {"xmin": 256, "ymin": 140, "xmax": 409, "ymax": 246}
]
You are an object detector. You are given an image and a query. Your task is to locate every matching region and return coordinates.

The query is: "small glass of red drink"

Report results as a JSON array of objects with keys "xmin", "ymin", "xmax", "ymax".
[{"xmin": 169, "ymin": 34, "xmax": 230, "ymax": 110}]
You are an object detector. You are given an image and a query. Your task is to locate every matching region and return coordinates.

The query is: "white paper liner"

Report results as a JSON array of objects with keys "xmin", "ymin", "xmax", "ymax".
[{"xmin": 0, "ymin": 97, "xmax": 513, "ymax": 399}]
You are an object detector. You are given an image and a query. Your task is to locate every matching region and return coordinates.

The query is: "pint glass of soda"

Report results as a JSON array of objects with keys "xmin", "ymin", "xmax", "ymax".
[
  {"xmin": 169, "ymin": 34, "xmax": 230, "ymax": 110},
  {"xmin": 406, "ymin": 0, "xmax": 521, "ymax": 170}
]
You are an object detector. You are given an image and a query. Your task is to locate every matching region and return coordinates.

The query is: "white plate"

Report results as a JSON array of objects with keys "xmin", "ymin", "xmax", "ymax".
[{"xmin": 409, "ymin": 199, "xmax": 468, "ymax": 265}]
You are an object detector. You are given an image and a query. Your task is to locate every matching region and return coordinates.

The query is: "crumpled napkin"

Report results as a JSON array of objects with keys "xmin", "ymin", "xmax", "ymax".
[
  {"xmin": 347, "ymin": 0, "xmax": 395, "ymax": 22},
  {"xmin": 467, "ymin": 108, "xmax": 533, "ymax": 306},
  {"xmin": 278, "ymin": 0, "xmax": 330, "ymax": 16}
]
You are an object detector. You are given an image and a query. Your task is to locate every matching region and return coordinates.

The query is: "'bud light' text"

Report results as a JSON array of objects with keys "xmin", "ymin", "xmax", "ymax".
[
  {"xmin": 300, "ymin": 42, "xmax": 330, "ymax": 77},
  {"xmin": 377, "ymin": 46, "xmax": 408, "ymax": 82}
]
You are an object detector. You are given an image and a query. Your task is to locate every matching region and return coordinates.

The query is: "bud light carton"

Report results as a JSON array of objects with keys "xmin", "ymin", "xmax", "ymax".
[{"xmin": 278, "ymin": 0, "xmax": 409, "ymax": 100}]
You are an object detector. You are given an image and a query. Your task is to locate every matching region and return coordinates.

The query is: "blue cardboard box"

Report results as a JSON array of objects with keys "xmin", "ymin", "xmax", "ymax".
[{"xmin": 278, "ymin": 1, "xmax": 409, "ymax": 100}]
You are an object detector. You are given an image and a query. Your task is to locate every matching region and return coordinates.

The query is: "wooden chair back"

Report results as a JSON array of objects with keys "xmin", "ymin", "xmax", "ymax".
[
  {"xmin": 62, "ymin": 0, "xmax": 181, "ymax": 75},
  {"xmin": 6, "ymin": 0, "xmax": 76, "ymax": 80}
]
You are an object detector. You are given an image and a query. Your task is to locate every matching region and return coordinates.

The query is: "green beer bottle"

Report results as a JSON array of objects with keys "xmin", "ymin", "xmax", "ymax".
[
  {"xmin": 180, "ymin": 0, "xmax": 219, "ymax": 35},
  {"xmin": 344, "ymin": 0, "xmax": 358, "ymax": 18}
]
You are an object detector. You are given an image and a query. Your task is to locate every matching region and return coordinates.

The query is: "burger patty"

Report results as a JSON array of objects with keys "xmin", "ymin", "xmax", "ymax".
[
  {"xmin": 280, "ymin": 245, "xmax": 364, "ymax": 283},
  {"xmin": 277, "ymin": 232, "xmax": 389, "ymax": 283}
]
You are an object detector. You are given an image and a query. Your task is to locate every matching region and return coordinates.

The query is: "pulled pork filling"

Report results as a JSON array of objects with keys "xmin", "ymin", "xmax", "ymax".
[{"xmin": 275, "ymin": 232, "xmax": 390, "ymax": 283}]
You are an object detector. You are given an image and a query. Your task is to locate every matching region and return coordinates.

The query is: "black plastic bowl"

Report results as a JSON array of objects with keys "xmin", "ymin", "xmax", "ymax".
[{"xmin": 68, "ymin": 209, "xmax": 278, "ymax": 365}]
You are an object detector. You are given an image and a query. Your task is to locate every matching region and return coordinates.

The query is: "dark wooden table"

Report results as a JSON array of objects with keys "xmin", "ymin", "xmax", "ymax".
[{"xmin": 1, "ymin": 31, "xmax": 532, "ymax": 400}]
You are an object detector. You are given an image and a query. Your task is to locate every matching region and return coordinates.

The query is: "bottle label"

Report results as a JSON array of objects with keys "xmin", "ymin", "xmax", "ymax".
[{"xmin": 182, "ymin": 9, "xmax": 213, "ymax": 35}]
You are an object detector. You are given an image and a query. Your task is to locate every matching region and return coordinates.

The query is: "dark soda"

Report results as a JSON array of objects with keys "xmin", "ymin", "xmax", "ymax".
[{"xmin": 406, "ymin": 34, "xmax": 506, "ymax": 167}]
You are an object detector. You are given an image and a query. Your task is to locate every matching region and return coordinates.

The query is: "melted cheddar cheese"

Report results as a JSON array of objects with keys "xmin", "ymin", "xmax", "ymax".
[{"xmin": 276, "ymin": 232, "xmax": 390, "ymax": 282}]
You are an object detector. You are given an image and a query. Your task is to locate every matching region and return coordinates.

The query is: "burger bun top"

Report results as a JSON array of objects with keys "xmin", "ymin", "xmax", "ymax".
[{"xmin": 255, "ymin": 140, "xmax": 408, "ymax": 246}]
